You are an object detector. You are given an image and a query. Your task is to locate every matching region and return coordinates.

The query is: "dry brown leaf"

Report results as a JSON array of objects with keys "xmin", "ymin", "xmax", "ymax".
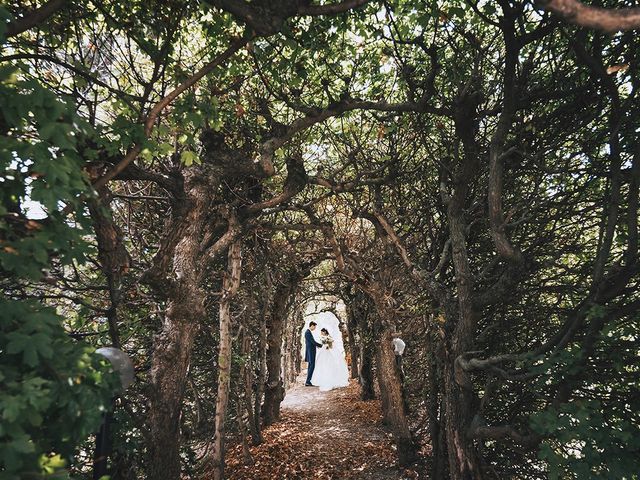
[
  {"xmin": 25, "ymin": 220, "xmax": 43, "ymax": 230},
  {"xmin": 606, "ymin": 64, "xmax": 629, "ymax": 74}
]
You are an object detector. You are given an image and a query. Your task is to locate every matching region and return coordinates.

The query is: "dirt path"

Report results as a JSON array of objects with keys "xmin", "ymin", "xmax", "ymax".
[{"xmin": 226, "ymin": 371, "xmax": 420, "ymax": 479}]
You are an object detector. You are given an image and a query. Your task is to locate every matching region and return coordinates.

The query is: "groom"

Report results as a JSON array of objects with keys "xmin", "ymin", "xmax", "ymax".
[{"xmin": 304, "ymin": 321, "xmax": 323, "ymax": 386}]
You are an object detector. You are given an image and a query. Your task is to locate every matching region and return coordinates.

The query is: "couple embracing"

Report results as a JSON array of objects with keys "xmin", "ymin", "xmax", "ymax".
[{"xmin": 304, "ymin": 321, "xmax": 349, "ymax": 391}]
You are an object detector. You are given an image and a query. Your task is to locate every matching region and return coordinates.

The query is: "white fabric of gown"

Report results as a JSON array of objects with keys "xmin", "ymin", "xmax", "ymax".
[{"xmin": 311, "ymin": 340, "xmax": 350, "ymax": 391}]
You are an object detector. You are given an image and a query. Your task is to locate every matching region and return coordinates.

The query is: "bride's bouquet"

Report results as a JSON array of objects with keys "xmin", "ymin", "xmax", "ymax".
[{"xmin": 321, "ymin": 334, "xmax": 334, "ymax": 349}]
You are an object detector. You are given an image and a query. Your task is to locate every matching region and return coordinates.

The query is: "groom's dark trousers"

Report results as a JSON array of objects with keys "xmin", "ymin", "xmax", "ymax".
[{"xmin": 305, "ymin": 328, "xmax": 322, "ymax": 384}]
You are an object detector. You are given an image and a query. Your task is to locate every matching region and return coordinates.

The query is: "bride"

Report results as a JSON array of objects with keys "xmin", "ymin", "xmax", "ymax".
[{"xmin": 311, "ymin": 327, "xmax": 350, "ymax": 391}]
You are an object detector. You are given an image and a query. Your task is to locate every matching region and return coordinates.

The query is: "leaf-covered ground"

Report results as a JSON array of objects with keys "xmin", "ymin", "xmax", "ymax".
[{"xmin": 225, "ymin": 375, "xmax": 423, "ymax": 479}]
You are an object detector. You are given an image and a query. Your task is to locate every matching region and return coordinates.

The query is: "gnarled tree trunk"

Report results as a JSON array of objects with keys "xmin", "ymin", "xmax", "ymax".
[{"xmin": 148, "ymin": 178, "xmax": 210, "ymax": 480}]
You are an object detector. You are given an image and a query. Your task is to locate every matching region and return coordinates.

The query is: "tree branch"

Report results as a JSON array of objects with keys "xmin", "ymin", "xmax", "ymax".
[
  {"xmin": 540, "ymin": 0, "xmax": 640, "ymax": 32},
  {"xmin": 365, "ymin": 210, "xmax": 450, "ymax": 305},
  {"xmin": 471, "ymin": 423, "xmax": 540, "ymax": 447},
  {"xmin": 205, "ymin": 208, "xmax": 243, "ymax": 263},
  {"xmin": 0, "ymin": 53, "xmax": 141, "ymax": 105},
  {"xmin": 488, "ymin": 12, "xmax": 523, "ymax": 265},
  {"xmin": 6, "ymin": 0, "xmax": 68, "ymax": 38},
  {"xmin": 243, "ymin": 155, "xmax": 307, "ymax": 214},
  {"xmin": 92, "ymin": 36, "xmax": 250, "ymax": 190},
  {"xmin": 258, "ymin": 95, "xmax": 439, "ymax": 181},
  {"xmin": 298, "ymin": 0, "xmax": 371, "ymax": 16}
]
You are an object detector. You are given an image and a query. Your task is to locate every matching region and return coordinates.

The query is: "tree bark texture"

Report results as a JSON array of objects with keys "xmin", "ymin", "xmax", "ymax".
[
  {"xmin": 251, "ymin": 266, "xmax": 272, "ymax": 445},
  {"xmin": 211, "ymin": 239, "xmax": 243, "ymax": 480},
  {"xmin": 282, "ymin": 306, "xmax": 303, "ymax": 388},
  {"xmin": 240, "ymin": 319, "xmax": 260, "ymax": 446},
  {"xmin": 345, "ymin": 301, "xmax": 360, "ymax": 379},
  {"xmin": 148, "ymin": 178, "xmax": 210, "ymax": 480},
  {"xmin": 436, "ymin": 78, "xmax": 486, "ymax": 480},
  {"xmin": 374, "ymin": 322, "xmax": 417, "ymax": 467},
  {"xmin": 442, "ymin": 197, "xmax": 484, "ymax": 480},
  {"xmin": 262, "ymin": 278, "xmax": 295, "ymax": 426},
  {"xmin": 87, "ymin": 182, "xmax": 130, "ymax": 348}
]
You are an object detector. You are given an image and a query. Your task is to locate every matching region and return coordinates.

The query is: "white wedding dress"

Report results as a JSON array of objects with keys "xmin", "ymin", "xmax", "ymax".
[{"xmin": 311, "ymin": 333, "xmax": 350, "ymax": 392}]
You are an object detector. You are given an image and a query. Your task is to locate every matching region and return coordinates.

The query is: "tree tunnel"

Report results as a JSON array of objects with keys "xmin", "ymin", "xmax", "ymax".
[{"xmin": 5, "ymin": 1, "xmax": 640, "ymax": 479}]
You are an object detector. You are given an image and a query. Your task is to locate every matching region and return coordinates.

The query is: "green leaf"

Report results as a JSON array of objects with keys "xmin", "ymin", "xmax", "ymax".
[
  {"xmin": 448, "ymin": 7, "xmax": 465, "ymax": 18},
  {"xmin": 157, "ymin": 142, "xmax": 174, "ymax": 156},
  {"xmin": 2, "ymin": 397, "xmax": 23, "ymax": 422},
  {"xmin": 180, "ymin": 150, "xmax": 199, "ymax": 166}
]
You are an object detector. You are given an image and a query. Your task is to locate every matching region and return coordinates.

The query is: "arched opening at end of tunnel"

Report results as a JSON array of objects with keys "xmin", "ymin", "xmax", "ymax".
[{"xmin": 298, "ymin": 298, "xmax": 352, "ymax": 391}]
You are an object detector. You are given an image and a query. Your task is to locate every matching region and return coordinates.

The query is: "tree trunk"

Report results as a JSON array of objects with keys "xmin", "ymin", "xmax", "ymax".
[
  {"xmin": 238, "ymin": 330, "xmax": 255, "ymax": 466},
  {"xmin": 443, "ymin": 175, "xmax": 483, "ymax": 479},
  {"xmin": 345, "ymin": 303, "xmax": 359, "ymax": 379},
  {"xmin": 443, "ymin": 360, "xmax": 482, "ymax": 480},
  {"xmin": 210, "ymin": 239, "xmax": 243, "ymax": 480},
  {"xmin": 148, "ymin": 179, "xmax": 209, "ymax": 480},
  {"xmin": 359, "ymin": 338, "xmax": 376, "ymax": 400},
  {"xmin": 293, "ymin": 322, "xmax": 302, "ymax": 377},
  {"xmin": 148, "ymin": 310, "xmax": 201, "ymax": 480},
  {"xmin": 344, "ymin": 288, "xmax": 376, "ymax": 399},
  {"xmin": 253, "ymin": 324, "xmax": 267, "ymax": 443},
  {"xmin": 87, "ymin": 186, "xmax": 131, "ymax": 476},
  {"xmin": 376, "ymin": 327, "xmax": 417, "ymax": 467},
  {"xmin": 283, "ymin": 306, "xmax": 302, "ymax": 388},
  {"xmin": 252, "ymin": 267, "xmax": 272, "ymax": 445},
  {"xmin": 355, "ymin": 297, "xmax": 375, "ymax": 401},
  {"xmin": 281, "ymin": 310, "xmax": 293, "ymax": 389},
  {"xmin": 241, "ymin": 327, "xmax": 260, "ymax": 446},
  {"xmin": 262, "ymin": 280, "xmax": 292, "ymax": 426},
  {"xmin": 375, "ymin": 340, "xmax": 391, "ymax": 423},
  {"xmin": 428, "ymin": 349, "xmax": 446, "ymax": 479},
  {"xmin": 87, "ymin": 183, "xmax": 130, "ymax": 348}
]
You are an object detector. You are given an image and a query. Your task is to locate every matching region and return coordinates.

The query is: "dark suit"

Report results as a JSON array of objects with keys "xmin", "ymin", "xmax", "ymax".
[{"xmin": 304, "ymin": 328, "xmax": 322, "ymax": 385}]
